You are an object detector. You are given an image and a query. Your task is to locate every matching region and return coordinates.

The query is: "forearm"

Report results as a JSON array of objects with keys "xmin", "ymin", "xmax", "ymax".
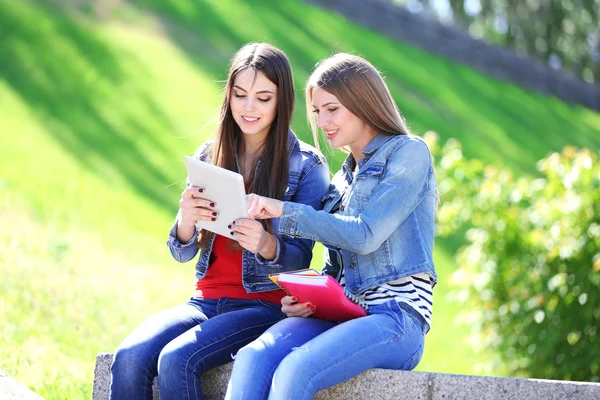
[
  {"xmin": 176, "ymin": 219, "xmax": 196, "ymax": 243},
  {"xmin": 166, "ymin": 219, "xmax": 200, "ymax": 262},
  {"xmin": 254, "ymin": 228, "xmax": 314, "ymax": 270},
  {"xmin": 257, "ymin": 233, "xmax": 277, "ymax": 261},
  {"xmin": 279, "ymin": 202, "xmax": 380, "ymax": 255}
]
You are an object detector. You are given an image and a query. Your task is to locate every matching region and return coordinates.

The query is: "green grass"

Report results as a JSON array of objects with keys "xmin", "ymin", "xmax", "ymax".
[{"xmin": 1, "ymin": 0, "xmax": 599, "ymax": 397}]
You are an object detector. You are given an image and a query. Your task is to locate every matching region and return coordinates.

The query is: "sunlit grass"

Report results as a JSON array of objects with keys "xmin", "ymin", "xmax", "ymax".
[{"xmin": 0, "ymin": 0, "xmax": 598, "ymax": 397}]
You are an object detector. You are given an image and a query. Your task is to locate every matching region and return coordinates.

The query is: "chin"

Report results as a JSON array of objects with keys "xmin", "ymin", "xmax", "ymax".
[
  {"xmin": 329, "ymin": 140, "xmax": 344, "ymax": 149},
  {"xmin": 241, "ymin": 128, "xmax": 264, "ymax": 136}
]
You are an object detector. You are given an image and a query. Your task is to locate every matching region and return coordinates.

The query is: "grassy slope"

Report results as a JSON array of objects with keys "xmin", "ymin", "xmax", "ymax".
[{"xmin": 1, "ymin": 0, "xmax": 599, "ymax": 397}]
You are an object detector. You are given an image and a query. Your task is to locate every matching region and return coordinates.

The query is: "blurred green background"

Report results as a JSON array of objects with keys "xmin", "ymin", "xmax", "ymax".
[{"xmin": 1, "ymin": 0, "xmax": 599, "ymax": 398}]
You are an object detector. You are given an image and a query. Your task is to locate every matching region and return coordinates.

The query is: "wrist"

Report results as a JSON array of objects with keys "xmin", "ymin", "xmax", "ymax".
[
  {"xmin": 258, "ymin": 234, "xmax": 277, "ymax": 261},
  {"xmin": 276, "ymin": 201, "xmax": 285, "ymax": 218},
  {"xmin": 178, "ymin": 217, "xmax": 196, "ymax": 229},
  {"xmin": 176, "ymin": 219, "xmax": 197, "ymax": 243}
]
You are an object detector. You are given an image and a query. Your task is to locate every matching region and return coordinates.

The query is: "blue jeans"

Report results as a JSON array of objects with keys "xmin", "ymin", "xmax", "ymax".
[
  {"xmin": 110, "ymin": 298, "xmax": 285, "ymax": 400},
  {"xmin": 225, "ymin": 301, "xmax": 426, "ymax": 400}
]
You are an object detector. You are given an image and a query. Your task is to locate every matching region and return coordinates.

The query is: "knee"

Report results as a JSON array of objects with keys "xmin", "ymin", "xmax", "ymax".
[
  {"xmin": 157, "ymin": 344, "xmax": 185, "ymax": 379},
  {"xmin": 233, "ymin": 341, "xmax": 266, "ymax": 368},
  {"xmin": 272, "ymin": 349, "xmax": 311, "ymax": 389},
  {"xmin": 112, "ymin": 345, "xmax": 147, "ymax": 378}
]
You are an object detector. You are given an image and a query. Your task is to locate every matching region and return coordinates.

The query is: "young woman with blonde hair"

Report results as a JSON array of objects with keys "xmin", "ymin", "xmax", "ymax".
[
  {"xmin": 226, "ymin": 53, "xmax": 438, "ymax": 400},
  {"xmin": 110, "ymin": 43, "xmax": 329, "ymax": 400}
]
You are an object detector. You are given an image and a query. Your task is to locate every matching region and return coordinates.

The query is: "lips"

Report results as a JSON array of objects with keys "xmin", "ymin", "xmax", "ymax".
[
  {"xmin": 242, "ymin": 116, "xmax": 260, "ymax": 124},
  {"xmin": 325, "ymin": 129, "xmax": 339, "ymax": 140}
]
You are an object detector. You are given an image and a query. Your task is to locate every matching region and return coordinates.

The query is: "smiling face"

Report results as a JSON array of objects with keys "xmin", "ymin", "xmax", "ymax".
[
  {"xmin": 311, "ymin": 87, "xmax": 376, "ymax": 160},
  {"xmin": 230, "ymin": 68, "xmax": 278, "ymax": 141}
]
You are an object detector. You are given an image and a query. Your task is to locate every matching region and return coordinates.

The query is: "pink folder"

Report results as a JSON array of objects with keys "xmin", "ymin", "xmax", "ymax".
[{"xmin": 271, "ymin": 271, "xmax": 368, "ymax": 322}]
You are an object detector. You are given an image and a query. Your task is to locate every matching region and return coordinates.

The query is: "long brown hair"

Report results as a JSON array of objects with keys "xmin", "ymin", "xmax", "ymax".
[
  {"xmin": 305, "ymin": 53, "xmax": 410, "ymax": 150},
  {"xmin": 198, "ymin": 43, "xmax": 295, "ymax": 248}
]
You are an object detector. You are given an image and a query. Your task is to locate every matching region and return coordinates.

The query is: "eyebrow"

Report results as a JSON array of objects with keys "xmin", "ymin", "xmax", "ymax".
[
  {"xmin": 233, "ymin": 85, "xmax": 275, "ymax": 95},
  {"xmin": 312, "ymin": 101, "xmax": 339, "ymax": 108}
]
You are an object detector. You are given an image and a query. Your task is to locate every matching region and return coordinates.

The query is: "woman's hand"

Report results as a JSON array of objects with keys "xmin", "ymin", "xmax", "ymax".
[
  {"xmin": 247, "ymin": 194, "xmax": 285, "ymax": 220},
  {"xmin": 230, "ymin": 219, "xmax": 277, "ymax": 259},
  {"xmin": 281, "ymin": 295, "xmax": 316, "ymax": 318},
  {"xmin": 179, "ymin": 186, "xmax": 218, "ymax": 225},
  {"xmin": 176, "ymin": 186, "xmax": 217, "ymax": 242}
]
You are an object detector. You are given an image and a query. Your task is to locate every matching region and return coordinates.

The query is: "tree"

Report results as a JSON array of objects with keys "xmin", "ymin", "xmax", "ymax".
[
  {"xmin": 390, "ymin": 0, "xmax": 600, "ymax": 83},
  {"xmin": 425, "ymin": 131, "xmax": 600, "ymax": 381}
]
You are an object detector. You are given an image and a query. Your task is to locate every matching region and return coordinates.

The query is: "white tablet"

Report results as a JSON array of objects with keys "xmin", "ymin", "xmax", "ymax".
[{"xmin": 184, "ymin": 156, "xmax": 248, "ymax": 241}]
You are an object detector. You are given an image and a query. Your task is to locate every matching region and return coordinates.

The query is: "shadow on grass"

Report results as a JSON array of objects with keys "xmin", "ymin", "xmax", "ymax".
[
  {"xmin": 131, "ymin": 0, "xmax": 600, "ymax": 175},
  {"xmin": 0, "ymin": 0, "xmax": 190, "ymax": 213},
  {"xmin": 3, "ymin": 0, "xmax": 600, "ymax": 218}
]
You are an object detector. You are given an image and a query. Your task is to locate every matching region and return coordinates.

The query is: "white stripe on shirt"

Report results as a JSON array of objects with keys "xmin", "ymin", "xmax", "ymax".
[{"xmin": 339, "ymin": 271, "xmax": 434, "ymax": 330}]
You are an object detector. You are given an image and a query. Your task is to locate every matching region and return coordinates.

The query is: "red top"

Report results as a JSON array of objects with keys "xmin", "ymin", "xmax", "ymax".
[{"xmin": 194, "ymin": 234, "xmax": 285, "ymax": 305}]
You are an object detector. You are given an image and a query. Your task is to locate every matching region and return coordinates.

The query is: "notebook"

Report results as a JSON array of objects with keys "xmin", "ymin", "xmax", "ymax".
[
  {"xmin": 184, "ymin": 156, "xmax": 248, "ymax": 241},
  {"xmin": 269, "ymin": 270, "xmax": 368, "ymax": 322}
]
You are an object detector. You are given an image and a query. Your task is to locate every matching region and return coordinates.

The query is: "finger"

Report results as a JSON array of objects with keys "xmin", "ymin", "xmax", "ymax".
[
  {"xmin": 194, "ymin": 198, "xmax": 217, "ymax": 209},
  {"xmin": 182, "ymin": 186, "xmax": 205, "ymax": 199},
  {"xmin": 281, "ymin": 302, "xmax": 310, "ymax": 315},
  {"xmin": 231, "ymin": 218, "xmax": 259, "ymax": 228},
  {"xmin": 179, "ymin": 199, "xmax": 217, "ymax": 215},
  {"xmin": 230, "ymin": 222, "xmax": 262, "ymax": 236},
  {"xmin": 281, "ymin": 296, "xmax": 298, "ymax": 306},
  {"xmin": 286, "ymin": 308, "xmax": 314, "ymax": 318},
  {"xmin": 247, "ymin": 196, "xmax": 264, "ymax": 218},
  {"xmin": 189, "ymin": 208, "xmax": 219, "ymax": 221}
]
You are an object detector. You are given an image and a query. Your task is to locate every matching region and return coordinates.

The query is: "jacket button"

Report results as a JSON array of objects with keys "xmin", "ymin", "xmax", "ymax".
[
  {"xmin": 349, "ymin": 262, "xmax": 356, "ymax": 269},
  {"xmin": 340, "ymin": 205, "xmax": 345, "ymax": 211},
  {"xmin": 353, "ymin": 287, "xmax": 359, "ymax": 293}
]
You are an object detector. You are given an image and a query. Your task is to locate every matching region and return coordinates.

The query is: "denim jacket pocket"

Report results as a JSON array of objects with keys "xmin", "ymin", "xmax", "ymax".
[
  {"xmin": 354, "ymin": 162, "xmax": 385, "ymax": 200},
  {"xmin": 283, "ymin": 172, "xmax": 301, "ymax": 201}
]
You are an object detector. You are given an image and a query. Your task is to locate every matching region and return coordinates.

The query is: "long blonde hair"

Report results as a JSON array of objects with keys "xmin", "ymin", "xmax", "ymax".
[{"xmin": 305, "ymin": 53, "xmax": 410, "ymax": 150}]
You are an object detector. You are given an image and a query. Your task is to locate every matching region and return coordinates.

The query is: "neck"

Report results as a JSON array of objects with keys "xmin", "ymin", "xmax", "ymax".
[
  {"xmin": 349, "ymin": 127, "xmax": 378, "ymax": 165},
  {"xmin": 241, "ymin": 132, "xmax": 267, "ymax": 158},
  {"xmin": 350, "ymin": 148, "xmax": 364, "ymax": 165}
]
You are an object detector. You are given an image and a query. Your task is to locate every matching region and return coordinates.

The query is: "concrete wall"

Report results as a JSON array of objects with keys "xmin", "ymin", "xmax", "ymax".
[
  {"xmin": 93, "ymin": 353, "xmax": 600, "ymax": 400},
  {"xmin": 0, "ymin": 369, "xmax": 43, "ymax": 400},
  {"xmin": 304, "ymin": 0, "xmax": 600, "ymax": 111}
]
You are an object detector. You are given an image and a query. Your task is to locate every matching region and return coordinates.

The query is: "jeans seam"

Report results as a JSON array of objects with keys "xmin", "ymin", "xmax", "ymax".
[{"xmin": 184, "ymin": 320, "xmax": 278, "ymax": 399}]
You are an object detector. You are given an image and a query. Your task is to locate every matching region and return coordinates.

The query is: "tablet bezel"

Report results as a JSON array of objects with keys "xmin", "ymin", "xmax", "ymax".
[{"xmin": 184, "ymin": 156, "xmax": 248, "ymax": 241}]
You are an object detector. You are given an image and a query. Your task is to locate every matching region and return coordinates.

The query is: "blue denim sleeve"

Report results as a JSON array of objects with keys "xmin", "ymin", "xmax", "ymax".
[
  {"xmin": 255, "ymin": 160, "xmax": 330, "ymax": 270},
  {"xmin": 166, "ymin": 216, "xmax": 200, "ymax": 262},
  {"xmin": 279, "ymin": 139, "xmax": 432, "ymax": 255},
  {"xmin": 165, "ymin": 142, "xmax": 211, "ymax": 263}
]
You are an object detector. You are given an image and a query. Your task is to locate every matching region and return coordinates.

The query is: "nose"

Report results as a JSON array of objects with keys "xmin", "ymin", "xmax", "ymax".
[
  {"xmin": 244, "ymin": 97, "xmax": 255, "ymax": 112},
  {"xmin": 317, "ymin": 114, "xmax": 328, "ymax": 128}
]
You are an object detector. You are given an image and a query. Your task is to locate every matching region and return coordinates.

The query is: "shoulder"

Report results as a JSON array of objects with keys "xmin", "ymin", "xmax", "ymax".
[
  {"xmin": 386, "ymin": 135, "xmax": 432, "ymax": 165},
  {"xmin": 193, "ymin": 140, "xmax": 214, "ymax": 162},
  {"xmin": 295, "ymin": 139, "xmax": 328, "ymax": 166},
  {"xmin": 288, "ymin": 131, "xmax": 328, "ymax": 168}
]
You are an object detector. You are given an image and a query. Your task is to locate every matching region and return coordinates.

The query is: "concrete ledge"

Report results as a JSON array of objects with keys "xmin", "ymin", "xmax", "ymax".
[
  {"xmin": 93, "ymin": 353, "xmax": 600, "ymax": 399},
  {"xmin": 0, "ymin": 368, "xmax": 44, "ymax": 400}
]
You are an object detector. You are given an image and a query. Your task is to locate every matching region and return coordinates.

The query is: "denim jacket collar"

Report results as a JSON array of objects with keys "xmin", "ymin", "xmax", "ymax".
[
  {"xmin": 363, "ymin": 133, "xmax": 395, "ymax": 157},
  {"xmin": 341, "ymin": 133, "xmax": 395, "ymax": 175}
]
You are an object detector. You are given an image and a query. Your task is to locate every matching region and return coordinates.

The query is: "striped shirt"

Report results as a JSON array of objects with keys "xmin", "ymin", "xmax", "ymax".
[{"xmin": 339, "ymin": 271, "xmax": 433, "ymax": 330}]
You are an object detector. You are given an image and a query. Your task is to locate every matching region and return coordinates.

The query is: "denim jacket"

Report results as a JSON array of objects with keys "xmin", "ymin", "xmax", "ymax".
[
  {"xmin": 167, "ymin": 130, "xmax": 330, "ymax": 293},
  {"xmin": 279, "ymin": 134, "xmax": 437, "ymax": 296}
]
